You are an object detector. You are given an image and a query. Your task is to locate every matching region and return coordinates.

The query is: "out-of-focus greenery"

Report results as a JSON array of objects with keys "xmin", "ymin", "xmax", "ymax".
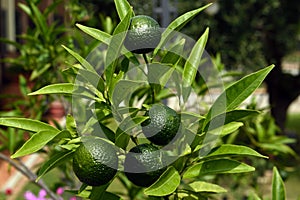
[{"xmin": 177, "ymin": 0, "xmax": 300, "ymax": 72}]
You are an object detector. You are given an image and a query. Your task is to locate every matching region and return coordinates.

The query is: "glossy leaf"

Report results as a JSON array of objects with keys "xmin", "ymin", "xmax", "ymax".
[
  {"xmin": 183, "ymin": 28, "xmax": 209, "ymax": 88},
  {"xmin": 11, "ymin": 130, "xmax": 65, "ymax": 158},
  {"xmin": 205, "ymin": 144, "xmax": 267, "ymax": 159},
  {"xmin": 37, "ymin": 150, "xmax": 75, "ymax": 181},
  {"xmin": 204, "ymin": 109, "xmax": 259, "ymax": 131},
  {"xmin": 62, "ymin": 45, "xmax": 97, "ymax": 73},
  {"xmin": 29, "ymin": 83, "xmax": 97, "ymax": 100},
  {"xmin": 272, "ymin": 167, "xmax": 286, "ymax": 200},
  {"xmin": 204, "ymin": 65, "xmax": 274, "ymax": 128},
  {"xmin": 105, "ymin": 9, "xmax": 132, "ymax": 88},
  {"xmin": 114, "ymin": 0, "xmax": 132, "ymax": 20},
  {"xmin": 28, "ymin": 83, "xmax": 74, "ymax": 96},
  {"xmin": 0, "ymin": 118, "xmax": 59, "ymax": 133},
  {"xmin": 193, "ymin": 122, "xmax": 244, "ymax": 151},
  {"xmin": 183, "ymin": 158, "xmax": 255, "ymax": 178},
  {"xmin": 76, "ymin": 24, "xmax": 139, "ymax": 65},
  {"xmin": 76, "ymin": 24, "xmax": 111, "ymax": 45},
  {"xmin": 154, "ymin": 4, "xmax": 212, "ymax": 55},
  {"xmin": 209, "ymin": 122, "xmax": 244, "ymax": 137},
  {"xmin": 144, "ymin": 166, "xmax": 181, "ymax": 196},
  {"xmin": 185, "ymin": 181, "xmax": 227, "ymax": 193}
]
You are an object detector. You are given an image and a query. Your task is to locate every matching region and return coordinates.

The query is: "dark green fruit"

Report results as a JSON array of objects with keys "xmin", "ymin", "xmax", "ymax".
[
  {"xmin": 142, "ymin": 104, "xmax": 181, "ymax": 145},
  {"xmin": 72, "ymin": 136, "xmax": 118, "ymax": 186},
  {"xmin": 124, "ymin": 143, "xmax": 166, "ymax": 187},
  {"xmin": 124, "ymin": 15, "xmax": 161, "ymax": 54}
]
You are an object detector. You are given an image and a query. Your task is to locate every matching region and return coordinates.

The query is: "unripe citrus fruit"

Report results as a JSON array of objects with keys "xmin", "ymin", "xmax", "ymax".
[
  {"xmin": 124, "ymin": 15, "xmax": 161, "ymax": 54},
  {"xmin": 72, "ymin": 136, "xmax": 118, "ymax": 186},
  {"xmin": 124, "ymin": 143, "xmax": 166, "ymax": 187},
  {"xmin": 142, "ymin": 104, "xmax": 181, "ymax": 145}
]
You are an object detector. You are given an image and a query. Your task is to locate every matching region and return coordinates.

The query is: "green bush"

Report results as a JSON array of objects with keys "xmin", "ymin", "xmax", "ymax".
[{"xmin": 0, "ymin": 0, "xmax": 288, "ymax": 199}]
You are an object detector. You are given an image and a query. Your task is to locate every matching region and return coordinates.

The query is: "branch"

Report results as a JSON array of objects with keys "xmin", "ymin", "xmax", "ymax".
[{"xmin": 0, "ymin": 152, "xmax": 60, "ymax": 200}]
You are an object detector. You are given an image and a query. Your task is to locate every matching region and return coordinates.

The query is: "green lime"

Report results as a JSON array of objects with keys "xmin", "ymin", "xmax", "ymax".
[
  {"xmin": 72, "ymin": 136, "xmax": 118, "ymax": 186},
  {"xmin": 142, "ymin": 104, "xmax": 181, "ymax": 145},
  {"xmin": 124, "ymin": 143, "xmax": 166, "ymax": 187},
  {"xmin": 124, "ymin": 15, "xmax": 161, "ymax": 54}
]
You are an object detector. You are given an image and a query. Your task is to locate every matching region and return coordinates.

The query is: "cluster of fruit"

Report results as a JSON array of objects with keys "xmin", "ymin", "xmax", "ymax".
[{"xmin": 73, "ymin": 104, "xmax": 180, "ymax": 187}]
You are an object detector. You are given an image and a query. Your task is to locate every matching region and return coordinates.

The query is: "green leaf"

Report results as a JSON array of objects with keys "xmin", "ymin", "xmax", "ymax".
[
  {"xmin": 76, "ymin": 24, "xmax": 139, "ymax": 65},
  {"xmin": 205, "ymin": 144, "xmax": 267, "ymax": 159},
  {"xmin": 28, "ymin": 1, "xmax": 47, "ymax": 35},
  {"xmin": 37, "ymin": 150, "xmax": 75, "ymax": 181},
  {"xmin": 183, "ymin": 28, "xmax": 209, "ymax": 88},
  {"xmin": 72, "ymin": 65, "xmax": 105, "ymax": 93},
  {"xmin": 183, "ymin": 158, "xmax": 255, "ymax": 179},
  {"xmin": 30, "ymin": 63, "xmax": 51, "ymax": 81},
  {"xmin": 112, "ymin": 80, "xmax": 147, "ymax": 107},
  {"xmin": 11, "ymin": 130, "xmax": 65, "ymax": 158},
  {"xmin": 208, "ymin": 122, "xmax": 244, "ymax": 137},
  {"xmin": 76, "ymin": 24, "xmax": 111, "ymax": 45},
  {"xmin": 204, "ymin": 65, "xmax": 274, "ymax": 128},
  {"xmin": 272, "ymin": 167, "xmax": 286, "ymax": 200},
  {"xmin": 154, "ymin": 4, "xmax": 212, "ymax": 56},
  {"xmin": 18, "ymin": 3, "xmax": 31, "ymax": 16},
  {"xmin": 185, "ymin": 181, "xmax": 227, "ymax": 193},
  {"xmin": 29, "ymin": 83, "xmax": 98, "ymax": 100},
  {"xmin": 114, "ymin": 0, "xmax": 132, "ymax": 20},
  {"xmin": 62, "ymin": 45, "xmax": 97, "ymax": 73},
  {"xmin": 105, "ymin": 9, "xmax": 132, "ymax": 88},
  {"xmin": 66, "ymin": 115, "xmax": 78, "ymax": 138},
  {"xmin": 28, "ymin": 83, "xmax": 74, "ymax": 96},
  {"xmin": 161, "ymin": 39, "xmax": 185, "ymax": 64},
  {"xmin": 204, "ymin": 109, "xmax": 259, "ymax": 131},
  {"xmin": 0, "ymin": 118, "xmax": 59, "ymax": 133},
  {"xmin": 144, "ymin": 166, "xmax": 181, "ymax": 196},
  {"xmin": 90, "ymin": 184, "xmax": 109, "ymax": 200}
]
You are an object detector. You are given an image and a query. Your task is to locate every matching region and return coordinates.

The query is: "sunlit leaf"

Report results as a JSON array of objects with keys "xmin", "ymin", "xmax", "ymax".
[
  {"xmin": 0, "ymin": 118, "xmax": 59, "ymax": 133},
  {"xmin": 204, "ymin": 65, "xmax": 274, "ymax": 129},
  {"xmin": 183, "ymin": 28, "xmax": 209, "ymax": 88},
  {"xmin": 184, "ymin": 181, "xmax": 227, "ymax": 193},
  {"xmin": 11, "ymin": 130, "xmax": 66, "ymax": 158},
  {"xmin": 144, "ymin": 166, "xmax": 180, "ymax": 196},
  {"xmin": 154, "ymin": 4, "xmax": 212, "ymax": 56},
  {"xmin": 205, "ymin": 144, "xmax": 268, "ymax": 159},
  {"xmin": 114, "ymin": 0, "xmax": 132, "ymax": 20},
  {"xmin": 183, "ymin": 158, "xmax": 255, "ymax": 178},
  {"xmin": 272, "ymin": 166, "xmax": 286, "ymax": 200},
  {"xmin": 76, "ymin": 24, "xmax": 111, "ymax": 45}
]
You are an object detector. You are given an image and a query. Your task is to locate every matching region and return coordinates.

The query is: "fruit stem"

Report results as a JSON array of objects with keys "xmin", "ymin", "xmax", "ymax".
[{"xmin": 143, "ymin": 53, "xmax": 155, "ymax": 103}]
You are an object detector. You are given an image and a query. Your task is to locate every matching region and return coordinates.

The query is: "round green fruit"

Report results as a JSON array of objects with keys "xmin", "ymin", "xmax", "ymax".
[
  {"xmin": 72, "ymin": 136, "xmax": 118, "ymax": 186},
  {"xmin": 142, "ymin": 104, "xmax": 181, "ymax": 145},
  {"xmin": 124, "ymin": 15, "xmax": 161, "ymax": 54},
  {"xmin": 124, "ymin": 143, "xmax": 166, "ymax": 187}
]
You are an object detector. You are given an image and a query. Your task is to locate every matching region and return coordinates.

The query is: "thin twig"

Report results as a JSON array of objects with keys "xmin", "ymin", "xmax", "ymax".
[{"xmin": 0, "ymin": 152, "xmax": 60, "ymax": 200}]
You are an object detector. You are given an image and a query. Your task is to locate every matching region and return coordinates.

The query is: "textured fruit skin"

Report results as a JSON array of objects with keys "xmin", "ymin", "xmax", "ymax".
[
  {"xmin": 72, "ymin": 136, "xmax": 118, "ymax": 186},
  {"xmin": 124, "ymin": 15, "xmax": 161, "ymax": 54},
  {"xmin": 142, "ymin": 104, "xmax": 181, "ymax": 145},
  {"xmin": 124, "ymin": 144, "xmax": 166, "ymax": 187}
]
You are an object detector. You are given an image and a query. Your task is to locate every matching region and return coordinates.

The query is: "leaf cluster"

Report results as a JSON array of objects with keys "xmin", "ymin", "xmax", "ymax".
[{"xmin": 0, "ymin": 0, "xmax": 285, "ymax": 199}]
